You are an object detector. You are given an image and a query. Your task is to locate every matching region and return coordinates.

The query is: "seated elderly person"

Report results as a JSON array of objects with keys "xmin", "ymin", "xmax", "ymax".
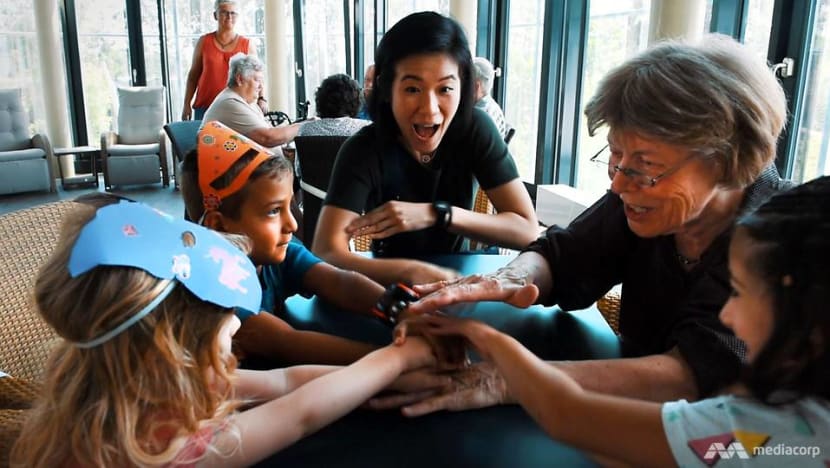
[
  {"xmin": 377, "ymin": 34, "xmax": 792, "ymax": 415},
  {"xmin": 202, "ymin": 53, "xmax": 303, "ymax": 148},
  {"xmin": 472, "ymin": 57, "xmax": 508, "ymax": 140},
  {"xmin": 298, "ymin": 73, "xmax": 371, "ymax": 137}
]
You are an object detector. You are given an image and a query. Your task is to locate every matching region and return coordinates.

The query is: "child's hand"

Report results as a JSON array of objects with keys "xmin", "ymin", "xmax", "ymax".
[
  {"xmin": 395, "ymin": 336, "xmax": 438, "ymax": 371},
  {"xmin": 394, "ymin": 314, "xmax": 468, "ymax": 370},
  {"xmin": 407, "ymin": 315, "xmax": 501, "ymax": 363}
]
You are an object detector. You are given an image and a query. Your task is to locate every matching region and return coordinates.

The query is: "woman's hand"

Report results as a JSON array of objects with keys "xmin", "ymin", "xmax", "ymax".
[
  {"xmin": 181, "ymin": 107, "xmax": 192, "ymax": 121},
  {"xmin": 369, "ymin": 361, "xmax": 509, "ymax": 417},
  {"xmin": 345, "ymin": 201, "xmax": 435, "ymax": 239},
  {"xmin": 407, "ymin": 267, "xmax": 540, "ymax": 316},
  {"xmin": 406, "ymin": 315, "xmax": 502, "ymax": 362}
]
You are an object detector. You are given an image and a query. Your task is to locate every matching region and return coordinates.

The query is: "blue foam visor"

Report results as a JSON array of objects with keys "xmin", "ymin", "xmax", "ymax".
[{"xmin": 68, "ymin": 201, "xmax": 261, "ymax": 317}]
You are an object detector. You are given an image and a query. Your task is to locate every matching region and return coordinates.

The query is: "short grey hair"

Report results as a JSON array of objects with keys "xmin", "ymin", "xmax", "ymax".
[
  {"xmin": 227, "ymin": 53, "xmax": 264, "ymax": 87},
  {"xmin": 473, "ymin": 57, "xmax": 495, "ymax": 94},
  {"xmin": 584, "ymin": 34, "xmax": 787, "ymax": 188},
  {"xmin": 215, "ymin": 0, "xmax": 236, "ymax": 11}
]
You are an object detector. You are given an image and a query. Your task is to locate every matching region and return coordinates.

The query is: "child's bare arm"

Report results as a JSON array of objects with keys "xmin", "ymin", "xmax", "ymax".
[
  {"xmin": 234, "ymin": 312, "xmax": 376, "ymax": 365},
  {"xmin": 302, "ymin": 262, "xmax": 385, "ymax": 315},
  {"xmin": 204, "ymin": 339, "xmax": 436, "ymax": 467},
  {"xmin": 234, "ymin": 366, "xmax": 340, "ymax": 401},
  {"xmin": 422, "ymin": 317, "xmax": 675, "ymax": 468}
]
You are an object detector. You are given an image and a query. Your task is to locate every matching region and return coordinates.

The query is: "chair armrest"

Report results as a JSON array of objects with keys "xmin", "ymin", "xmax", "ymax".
[
  {"xmin": 158, "ymin": 129, "xmax": 170, "ymax": 187},
  {"xmin": 100, "ymin": 131, "xmax": 117, "ymax": 152},
  {"xmin": 31, "ymin": 134, "xmax": 57, "ymax": 192}
]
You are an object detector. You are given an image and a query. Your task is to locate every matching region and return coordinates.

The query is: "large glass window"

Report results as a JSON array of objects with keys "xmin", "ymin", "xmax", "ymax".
[
  {"xmin": 574, "ymin": 1, "xmax": 651, "ymax": 199},
  {"xmin": 164, "ymin": 0, "xmax": 265, "ymax": 119},
  {"xmin": 743, "ymin": 0, "xmax": 776, "ymax": 60},
  {"xmin": 303, "ymin": 0, "xmax": 348, "ymax": 117},
  {"xmin": 386, "ymin": 0, "xmax": 449, "ymax": 27},
  {"xmin": 792, "ymin": 0, "xmax": 830, "ymax": 182},
  {"xmin": 141, "ymin": 0, "xmax": 164, "ymax": 87},
  {"xmin": 503, "ymin": 0, "xmax": 545, "ymax": 183},
  {"xmin": 75, "ymin": 0, "xmax": 131, "ymax": 142},
  {"xmin": 0, "ymin": 1, "xmax": 51, "ymax": 134}
]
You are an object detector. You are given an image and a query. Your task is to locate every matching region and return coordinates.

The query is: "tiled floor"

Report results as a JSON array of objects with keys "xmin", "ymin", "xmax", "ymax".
[{"xmin": 0, "ymin": 176, "xmax": 184, "ymax": 217}]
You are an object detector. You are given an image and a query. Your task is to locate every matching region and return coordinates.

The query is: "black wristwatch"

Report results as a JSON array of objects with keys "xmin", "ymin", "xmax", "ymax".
[
  {"xmin": 433, "ymin": 200, "xmax": 452, "ymax": 229},
  {"xmin": 371, "ymin": 283, "xmax": 420, "ymax": 325}
]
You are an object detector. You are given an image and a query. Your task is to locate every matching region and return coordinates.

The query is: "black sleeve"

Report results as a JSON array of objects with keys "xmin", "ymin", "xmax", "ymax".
[
  {"xmin": 323, "ymin": 128, "xmax": 377, "ymax": 213},
  {"xmin": 467, "ymin": 109, "xmax": 520, "ymax": 190},
  {"xmin": 670, "ymin": 260, "xmax": 744, "ymax": 397},
  {"xmin": 523, "ymin": 192, "xmax": 635, "ymax": 310}
]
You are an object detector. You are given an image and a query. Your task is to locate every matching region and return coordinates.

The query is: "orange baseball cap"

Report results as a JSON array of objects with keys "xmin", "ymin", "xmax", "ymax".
[{"xmin": 197, "ymin": 121, "xmax": 274, "ymax": 212}]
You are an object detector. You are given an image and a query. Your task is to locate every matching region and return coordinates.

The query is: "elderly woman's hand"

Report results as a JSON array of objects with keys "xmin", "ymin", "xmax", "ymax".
[
  {"xmin": 369, "ymin": 361, "xmax": 509, "ymax": 416},
  {"xmin": 406, "ymin": 267, "xmax": 540, "ymax": 316},
  {"xmin": 345, "ymin": 201, "xmax": 436, "ymax": 239}
]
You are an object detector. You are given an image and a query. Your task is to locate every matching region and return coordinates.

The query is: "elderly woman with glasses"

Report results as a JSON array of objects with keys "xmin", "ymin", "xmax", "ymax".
[{"xmin": 377, "ymin": 34, "xmax": 792, "ymax": 414}]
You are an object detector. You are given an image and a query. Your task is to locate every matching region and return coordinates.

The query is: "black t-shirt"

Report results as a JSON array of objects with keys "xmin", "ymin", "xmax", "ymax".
[
  {"xmin": 524, "ymin": 165, "xmax": 791, "ymax": 397},
  {"xmin": 324, "ymin": 109, "xmax": 519, "ymax": 257}
]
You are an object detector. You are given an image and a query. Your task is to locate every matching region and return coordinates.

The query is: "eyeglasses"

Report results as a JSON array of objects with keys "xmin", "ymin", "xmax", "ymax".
[
  {"xmin": 217, "ymin": 10, "xmax": 238, "ymax": 18},
  {"xmin": 589, "ymin": 144, "xmax": 700, "ymax": 188}
]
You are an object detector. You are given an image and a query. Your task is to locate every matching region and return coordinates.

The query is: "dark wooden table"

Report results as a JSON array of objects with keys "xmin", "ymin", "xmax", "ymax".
[
  {"xmin": 258, "ymin": 254, "xmax": 620, "ymax": 467},
  {"xmin": 54, "ymin": 146, "xmax": 99, "ymax": 189}
]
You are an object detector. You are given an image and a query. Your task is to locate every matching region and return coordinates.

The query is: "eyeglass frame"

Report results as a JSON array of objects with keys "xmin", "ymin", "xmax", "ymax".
[
  {"xmin": 216, "ymin": 10, "xmax": 239, "ymax": 18},
  {"xmin": 589, "ymin": 144, "xmax": 704, "ymax": 188}
]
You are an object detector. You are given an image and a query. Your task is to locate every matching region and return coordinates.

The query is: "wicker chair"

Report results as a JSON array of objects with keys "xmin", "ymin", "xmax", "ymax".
[
  {"xmin": 596, "ymin": 289, "xmax": 621, "ymax": 335},
  {"xmin": 0, "ymin": 200, "xmax": 76, "ymax": 464}
]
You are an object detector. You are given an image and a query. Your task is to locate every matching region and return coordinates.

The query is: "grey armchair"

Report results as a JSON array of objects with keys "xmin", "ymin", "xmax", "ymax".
[
  {"xmin": 0, "ymin": 89, "xmax": 56, "ymax": 195},
  {"xmin": 101, "ymin": 86, "xmax": 169, "ymax": 190}
]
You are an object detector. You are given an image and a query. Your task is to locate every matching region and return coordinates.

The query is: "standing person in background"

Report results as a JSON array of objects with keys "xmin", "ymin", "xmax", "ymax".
[
  {"xmin": 356, "ymin": 64, "xmax": 375, "ymax": 120},
  {"xmin": 472, "ymin": 57, "xmax": 508, "ymax": 140},
  {"xmin": 181, "ymin": 0, "xmax": 253, "ymax": 121}
]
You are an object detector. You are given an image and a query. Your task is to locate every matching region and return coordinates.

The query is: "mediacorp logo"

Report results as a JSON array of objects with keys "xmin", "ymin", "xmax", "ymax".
[
  {"xmin": 704, "ymin": 442, "xmax": 750, "ymax": 461},
  {"xmin": 701, "ymin": 441, "xmax": 822, "ymax": 465}
]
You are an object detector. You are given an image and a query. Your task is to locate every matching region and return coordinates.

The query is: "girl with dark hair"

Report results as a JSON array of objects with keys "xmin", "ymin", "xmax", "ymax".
[
  {"xmin": 397, "ymin": 176, "xmax": 830, "ymax": 467},
  {"xmin": 313, "ymin": 12, "xmax": 538, "ymax": 285}
]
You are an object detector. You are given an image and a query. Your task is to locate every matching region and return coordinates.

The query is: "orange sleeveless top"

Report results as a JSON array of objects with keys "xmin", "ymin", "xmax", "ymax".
[{"xmin": 193, "ymin": 32, "xmax": 250, "ymax": 109}]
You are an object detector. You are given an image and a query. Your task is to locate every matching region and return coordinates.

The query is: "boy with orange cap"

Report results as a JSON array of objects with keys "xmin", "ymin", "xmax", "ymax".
[{"xmin": 181, "ymin": 121, "xmax": 383, "ymax": 364}]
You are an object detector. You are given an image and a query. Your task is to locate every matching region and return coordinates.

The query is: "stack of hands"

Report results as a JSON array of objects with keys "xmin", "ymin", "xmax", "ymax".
[{"xmin": 372, "ymin": 270, "xmax": 541, "ymax": 416}]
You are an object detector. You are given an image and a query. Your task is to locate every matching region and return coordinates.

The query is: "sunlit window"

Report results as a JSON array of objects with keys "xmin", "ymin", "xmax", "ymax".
[
  {"xmin": 792, "ymin": 0, "xmax": 830, "ymax": 182},
  {"xmin": 303, "ymin": 0, "xmax": 348, "ymax": 117},
  {"xmin": 0, "ymin": 1, "xmax": 51, "ymax": 134},
  {"xmin": 743, "ymin": 0, "xmax": 776, "ymax": 61},
  {"xmin": 75, "ymin": 0, "xmax": 131, "ymax": 143},
  {"xmin": 574, "ymin": 1, "xmax": 651, "ymax": 199},
  {"xmin": 502, "ymin": 0, "xmax": 545, "ymax": 184},
  {"xmin": 386, "ymin": 0, "xmax": 449, "ymax": 27}
]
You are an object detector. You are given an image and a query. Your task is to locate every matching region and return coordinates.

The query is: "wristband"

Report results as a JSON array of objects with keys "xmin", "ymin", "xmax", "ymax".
[
  {"xmin": 371, "ymin": 283, "xmax": 419, "ymax": 325},
  {"xmin": 432, "ymin": 201, "xmax": 452, "ymax": 229}
]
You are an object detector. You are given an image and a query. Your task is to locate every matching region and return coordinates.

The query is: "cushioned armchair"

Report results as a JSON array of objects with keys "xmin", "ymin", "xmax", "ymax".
[
  {"xmin": 101, "ymin": 87, "xmax": 169, "ymax": 190},
  {"xmin": 0, "ymin": 88, "xmax": 56, "ymax": 195}
]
